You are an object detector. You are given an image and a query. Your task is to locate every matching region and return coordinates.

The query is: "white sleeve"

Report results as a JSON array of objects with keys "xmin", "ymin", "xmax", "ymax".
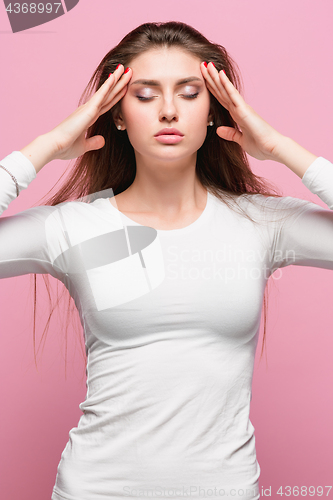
[
  {"xmin": 268, "ymin": 156, "xmax": 333, "ymax": 272},
  {"xmin": 0, "ymin": 151, "xmax": 61, "ymax": 279},
  {"xmin": 0, "ymin": 150, "xmax": 37, "ymax": 214}
]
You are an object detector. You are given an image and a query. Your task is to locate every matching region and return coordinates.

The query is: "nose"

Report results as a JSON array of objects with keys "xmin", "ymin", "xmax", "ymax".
[{"xmin": 158, "ymin": 93, "xmax": 179, "ymax": 122}]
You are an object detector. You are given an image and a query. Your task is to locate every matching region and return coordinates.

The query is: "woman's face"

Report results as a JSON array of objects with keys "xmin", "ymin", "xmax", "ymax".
[{"xmin": 117, "ymin": 47, "xmax": 212, "ymax": 164}]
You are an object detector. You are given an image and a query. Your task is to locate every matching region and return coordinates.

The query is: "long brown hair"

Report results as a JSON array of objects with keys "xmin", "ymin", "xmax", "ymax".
[{"xmin": 31, "ymin": 21, "xmax": 284, "ymax": 376}]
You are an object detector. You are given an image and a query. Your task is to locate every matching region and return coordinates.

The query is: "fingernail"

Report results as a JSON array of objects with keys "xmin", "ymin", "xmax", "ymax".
[
  {"xmin": 203, "ymin": 61, "xmax": 207, "ymax": 68},
  {"xmin": 211, "ymin": 62, "xmax": 216, "ymax": 68},
  {"xmin": 116, "ymin": 64, "xmax": 121, "ymax": 70},
  {"xmin": 108, "ymin": 73, "xmax": 112, "ymax": 78},
  {"xmin": 124, "ymin": 67, "xmax": 130, "ymax": 73},
  {"xmin": 222, "ymin": 69, "xmax": 226, "ymax": 75}
]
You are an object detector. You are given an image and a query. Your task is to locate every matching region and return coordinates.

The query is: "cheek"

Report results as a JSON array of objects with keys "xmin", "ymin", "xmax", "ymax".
[
  {"xmin": 199, "ymin": 95, "xmax": 211, "ymax": 121},
  {"xmin": 189, "ymin": 98, "xmax": 212, "ymax": 148},
  {"xmin": 121, "ymin": 97, "xmax": 150, "ymax": 130},
  {"xmin": 187, "ymin": 93, "xmax": 210, "ymax": 120},
  {"xmin": 188, "ymin": 100, "xmax": 211, "ymax": 133}
]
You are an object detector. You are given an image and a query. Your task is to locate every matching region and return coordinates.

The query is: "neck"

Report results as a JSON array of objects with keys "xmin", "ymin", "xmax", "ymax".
[{"xmin": 125, "ymin": 152, "xmax": 207, "ymax": 216}]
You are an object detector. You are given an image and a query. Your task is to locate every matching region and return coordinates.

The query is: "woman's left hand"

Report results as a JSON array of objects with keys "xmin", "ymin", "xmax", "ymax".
[{"xmin": 201, "ymin": 61, "xmax": 285, "ymax": 161}]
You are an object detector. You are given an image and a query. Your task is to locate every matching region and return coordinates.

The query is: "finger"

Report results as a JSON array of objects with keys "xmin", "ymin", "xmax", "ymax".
[
  {"xmin": 214, "ymin": 65, "xmax": 246, "ymax": 109},
  {"xmin": 89, "ymin": 66, "xmax": 123, "ymax": 103},
  {"xmin": 200, "ymin": 62, "xmax": 230, "ymax": 101},
  {"xmin": 216, "ymin": 126, "xmax": 243, "ymax": 144},
  {"xmin": 95, "ymin": 68, "xmax": 132, "ymax": 111},
  {"xmin": 205, "ymin": 79, "xmax": 227, "ymax": 106},
  {"xmin": 204, "ymin": 78, "xmax": 231, "ymax": 114},
  {"xmin": 87, "ymin": 68, "xmax": 132, "ymax": 121},
  {"xmin": 84, "ymin": 135, "xmax": 105, "ymax": 152},
  {"xmin": 90, "ymin": 65, "xmax": 128, "ymax": 107},
  {"xmin": 99, "ymin": 86, "xmax": 128, "ymax": 116},
  {"xmin": 201, "ymin": 62, "xmax": 233, "ymax": 110},
  {"xmin": 206, "ymin": 63, "xmax": 233, "ymax": 106},
  {"xmin": 106, "ymin": 68, "xmax": 132, "ymax": 100}
]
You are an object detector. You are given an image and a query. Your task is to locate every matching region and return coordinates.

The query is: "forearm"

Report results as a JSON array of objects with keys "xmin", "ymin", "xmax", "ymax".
[
  {"xmin": 271, "ymin": 136, "xmax": 318, "ymax": 179},
  {"xmin": 19, "ymin": 133, "xmax": 58, "ymax": 174}
]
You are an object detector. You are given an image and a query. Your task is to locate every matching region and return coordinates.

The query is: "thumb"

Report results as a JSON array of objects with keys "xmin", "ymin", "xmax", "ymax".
[
  {"xmin": 85, "ymin": 135, "xmax": 105, "ymax": 152},
  {"xmin": 216, "ymin": 126, "xmax": 242, "ymax": 145}
]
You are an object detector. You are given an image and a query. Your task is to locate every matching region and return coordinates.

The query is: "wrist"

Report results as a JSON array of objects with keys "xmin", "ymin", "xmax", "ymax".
[
  {"xmin": 269, "ymin": 135, "xmax": 318, "ymax": 179},
  {"xmin": 265, "ymin": 133, "xmax": 290, "ymax": 162},
  {"xmin": 20, "ymin": 133, "xmax": 58, "ymax": 174}
]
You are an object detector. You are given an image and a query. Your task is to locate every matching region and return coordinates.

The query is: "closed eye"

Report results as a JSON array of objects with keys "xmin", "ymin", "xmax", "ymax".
[{"xmin": 136, "ymin": 93, "xmax": 199, "ymax": 101}]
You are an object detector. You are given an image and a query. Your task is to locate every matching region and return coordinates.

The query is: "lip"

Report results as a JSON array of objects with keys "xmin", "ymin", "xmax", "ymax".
[
  {"xmin": 155, "ymin": 135, "xmax": 184, "ymax": 144},
  {"xmin": 154, "ymin": 128, "xmax": 184, "ymax": 137}
]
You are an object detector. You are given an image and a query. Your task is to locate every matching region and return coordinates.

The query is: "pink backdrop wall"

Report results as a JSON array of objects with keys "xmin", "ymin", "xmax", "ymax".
[{"xmin": 1, "ymin": 1, "xmax": 332, "ymax": 498}]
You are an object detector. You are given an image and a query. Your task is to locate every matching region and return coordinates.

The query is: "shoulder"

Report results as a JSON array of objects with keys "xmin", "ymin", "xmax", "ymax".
[
  {"xmin": 210, "ymin": 190, "xmax": 317, "ymax": 228},
  {"xmin": 44, "ymin": 197, "xmax": 124, "ymax": 246},
  {"xmin": 235, "ymin": 192, "xmax": 313, "ymax": 211}
]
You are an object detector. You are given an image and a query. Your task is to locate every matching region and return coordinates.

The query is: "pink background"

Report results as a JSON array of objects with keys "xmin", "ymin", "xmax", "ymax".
[{"xmin": 1, "ymin": 1, "xmax": 333, "ymax": 498}]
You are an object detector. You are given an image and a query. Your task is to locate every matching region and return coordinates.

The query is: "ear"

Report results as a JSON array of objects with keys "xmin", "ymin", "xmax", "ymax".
[
  {"xmin": 207, "ymin": 109, "xmax": 214, "ymax": 125},
  {"xmin": 111, "ymin": 104, "xmax": 126, "ymax": 130}
]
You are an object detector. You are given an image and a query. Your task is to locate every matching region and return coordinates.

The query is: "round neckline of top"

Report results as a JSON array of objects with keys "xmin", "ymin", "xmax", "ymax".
[{"xmin": 98, "ymin": 190, "xmax": 214, "ymax": 235}]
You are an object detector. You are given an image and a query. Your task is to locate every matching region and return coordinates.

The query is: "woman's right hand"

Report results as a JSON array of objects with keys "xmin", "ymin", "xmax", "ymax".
[{"xmin": 50, "ymin": 64, "xmax": 132, "ymax": 161}]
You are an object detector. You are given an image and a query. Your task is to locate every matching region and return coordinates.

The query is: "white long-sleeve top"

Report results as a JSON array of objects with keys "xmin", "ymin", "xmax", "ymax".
[{"xmin": 1, "ymin": 151, "xmax": 333, "ymax": 500}]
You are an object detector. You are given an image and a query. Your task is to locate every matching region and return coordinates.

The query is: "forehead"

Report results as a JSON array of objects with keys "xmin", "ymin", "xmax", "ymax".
[{"xmin": 128, "ymin": 47, "xmax": 202, "ymax": 78}]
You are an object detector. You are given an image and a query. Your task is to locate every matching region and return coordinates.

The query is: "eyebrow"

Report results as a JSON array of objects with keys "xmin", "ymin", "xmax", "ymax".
[{"xmin": 130, "ymin": 77, "xmax": 203, "ymax": 86}]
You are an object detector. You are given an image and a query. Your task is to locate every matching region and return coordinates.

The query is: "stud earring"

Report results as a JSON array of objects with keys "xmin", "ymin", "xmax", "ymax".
[
  {"xmin": 208, "ymin": 121, "xmax": 214, "ymax": 126},
  {"xmin": 117, "ymin": 125, "xmax": 122, "ymax": 130}
]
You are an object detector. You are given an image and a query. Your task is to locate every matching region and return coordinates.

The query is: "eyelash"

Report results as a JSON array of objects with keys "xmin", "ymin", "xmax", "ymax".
[{"xmin": 136, "ymin": 92, "xmax": 199, "ymax": 101}]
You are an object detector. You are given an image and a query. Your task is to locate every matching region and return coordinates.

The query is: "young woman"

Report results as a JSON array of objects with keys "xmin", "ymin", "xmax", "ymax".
[{"xmin": 1, "ymin": 21, "xmax": 332, "ymax": 500}]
